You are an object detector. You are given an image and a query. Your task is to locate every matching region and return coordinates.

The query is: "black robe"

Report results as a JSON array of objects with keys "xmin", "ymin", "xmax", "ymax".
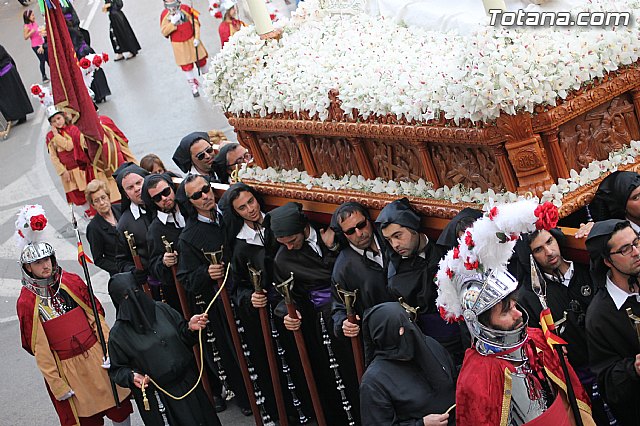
[
  {"xmin": 86, "ymin": 205, "xmax": 122, "ymax": 276},
  {"xmin": 330, "ymin": 237, "xmax": 395, "ymax": 338},
  {"xmin": 107, "ymin": 0, "xmax": 140, "ymax": 55},
  {"xmin": 67, "ymin": 26, "xmax": 111, "ymax": 103},
  {"xmin": 109, "ymin": 302, "xmax": 220, "ymax": 426},
  {"xmin": 147, "ymin": 216, "xmax": 184, "ymax": 315},
  {"xmin": 586, "ymin": 287, "xmax": 640, "ymax": 426},
  {"xmin": 273, "ymin": 225, "xmax": 361, "ymax": 425},
  {"xmin": 0, "ymin": 44, "xmax": 34, "ymax": 121},
  {"xmin": 116, "ymin": 206, "xmax": 153, "ymax": 273},
  {"xmin": 360, "ymin": 340, "xmax": 456, "ymax": 426},
  {"xmin": 177, "ymin": 217, "xmax": 250, "ymax": 409},
  {"xmin": 386, "ymin": 238, "xmax": 464, "ymax": 363}
]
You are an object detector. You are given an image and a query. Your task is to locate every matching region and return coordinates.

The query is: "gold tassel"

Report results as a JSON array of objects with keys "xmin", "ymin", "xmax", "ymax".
[{"xmin": 142, "ymin": 385, "xmax": 150, "ymax": 411}]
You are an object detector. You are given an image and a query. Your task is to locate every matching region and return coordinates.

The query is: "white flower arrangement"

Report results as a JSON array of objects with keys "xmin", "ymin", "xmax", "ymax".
[
  {"xmin": 205, "ymin": 0, "xmax": 640, "ymax": 124},
  {"xmin": 239, "ymin": 140, "xmax": 640, "ymax": 208}
]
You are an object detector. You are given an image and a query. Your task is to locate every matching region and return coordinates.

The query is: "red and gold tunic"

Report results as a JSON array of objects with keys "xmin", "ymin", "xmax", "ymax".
[
  {"xmin": 16, "ymin": 271, "xmax": 130, "ymax": 425},
  {"xmin": 160, "ymin": 5, "xmax": 208, "ymax": 66},
  {"xmin": 456, "ymin": 328, "xmax": 595, "ymax": 426},
  {"xmin": 46, "ymin": 125, "xmax": 89, "ymax": 205},
  {"xmin": 218, "ymin": 18, "xmax": 246, "ymax": 47}
]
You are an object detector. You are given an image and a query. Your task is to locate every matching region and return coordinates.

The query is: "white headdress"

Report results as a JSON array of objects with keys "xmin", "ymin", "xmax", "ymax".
[{"xmin": 15, "ymin": 204, "xmax": 49, "ymax": 252}]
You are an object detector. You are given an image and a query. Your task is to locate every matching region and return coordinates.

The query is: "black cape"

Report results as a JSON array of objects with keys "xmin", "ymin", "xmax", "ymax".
[
  {"xmin": 0, "ymin": 44, "xmax": 34, "ymax": 121},
  {"xmin": 107, "ymin": 0, "xmax": 140, "ymax": 55}
]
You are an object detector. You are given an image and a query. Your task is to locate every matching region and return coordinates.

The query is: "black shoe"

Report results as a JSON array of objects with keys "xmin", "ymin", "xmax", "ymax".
[
  {"xmin": 213, "ymin": 396, "xmax": 227, "ymax": 413},
  {"xmin": 240, "ymin": 407, "xmax": 252, "ymax": 416}
]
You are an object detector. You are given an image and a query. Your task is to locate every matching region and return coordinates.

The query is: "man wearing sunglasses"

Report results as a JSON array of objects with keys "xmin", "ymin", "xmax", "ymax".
[
  {"xmin": 212, "ymin": 143, "xmax": 252, "ymax": 184},
  {"xmin": 172, "ymin": 132, "xmax": 222, "ymax": 182},
  {"xmin": 585, "ymin": 219, "xmax": 640, "ymax": 425},
  {"xmin": 375, "ymin": 198, "xmax": 464, "ymax": 364},
  {"xmin": 175, "ymin": 174, "xmax": 252, "ymax": 415},
  {"xmin": 142, "ymin": 173, "xmax": 186, "ymax": 315},
  {"xmin": 329, "ymin": 202, "xmax": 395, "ymax": 340}
]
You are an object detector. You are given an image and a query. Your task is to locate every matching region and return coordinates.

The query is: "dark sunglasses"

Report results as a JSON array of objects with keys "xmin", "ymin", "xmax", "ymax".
[
  {"xmin": 195, "ymin": 146, "xmax": 215, "ymax": 161},
  {"xmin": 151, "ymin": 186, "xmax": 172, "ymax": 202},
  {"xmin": 343, "ymin": 219, "xmax": 367, "ymax": 236},
  {"xmin": 188, "ymin": 184, "xmax": 211, "ymax": 200}
]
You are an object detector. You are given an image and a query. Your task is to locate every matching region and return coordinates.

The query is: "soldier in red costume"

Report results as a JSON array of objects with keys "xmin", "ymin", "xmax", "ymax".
[
  {"xmin": 435, "ymin": 200, "xmax": 595, "ymax": 425},
  {"xmin": 161, "ymin": 0, "xmax": 209, "ymax": 97},
  {"xmin": 14, "ymin": 205, "xmax": 133, "ymax": 426}
]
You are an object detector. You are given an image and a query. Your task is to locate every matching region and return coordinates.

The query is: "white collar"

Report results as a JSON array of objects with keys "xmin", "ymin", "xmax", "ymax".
[
  {"xmin": 236, "ymin": 217, "xmax": 265, "ymax": 247},
  {"xmin": 628, "ymin": 219, "xmax": 640, "ymax": 235},
  {"xmin": 606, "ymin": 273, "xmax": 640, "ymax": 310},
  {"xmin": 542, "ymin": 260, "xmax": 574, "ymax": 287},
  {"xmin": 306, "ymin": 227, "xmax": 322, "ymax": 256},
  {"xmin": 157, "ymin": 208, "xmax": 186, "ymax": 228},
  {"xmin": 349, "ymin": 235, "xmax": 384, "ymax": 267},
  {"xmin": 130, "ymin": 203, "xmax": 146, "ymax": 220},
  {"xmin": 189, "ymin": 165, "xmax": 218, "ymax": 180}
]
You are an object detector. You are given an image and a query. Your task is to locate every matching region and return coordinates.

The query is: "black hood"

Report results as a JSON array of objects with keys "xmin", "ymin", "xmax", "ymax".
[
  {"xmin": 586, "ymin": 219, "xmax": 629, "ymax": 287},
  {"xmin": 113, "ymin": 162, "xmax": 149, "ymax": 211},
  {"xmin": 590, "ymin": 171, "xmax": 640, "ymax": 221},
  {"xmin": 172, "ymin": 131, "xmax": 210, "ymax": 174},
  {"xmin": 375, "ymin": 198, "xmax": 420, "ymax": 231},
  {"xmin": 141, "ymin": 173, "xmax": 177, "ymax": 216},
  {"xmin": 213, "ymin": 143, "xmax": 240, "ymax": 184},
  {"xmin": 436, "ymin": 207, "xmax": 483, "ymax": 251},
  {"xmin": 329, "ymin": 202, "xmax": 375, "ymax": 249},
  {"xmin": 264, "ymin": 202, "xmax": 308, "ymax": 238},
  {"xmin": 219, "ymin": 182, "xmax": 266, "ymax": 253},
  {"xmin": 175, "ymin": 174, "xmax": 214, "ymax": 221},
  {"xmin": 108, "ymin": 272, "xmax": 157, "ymax": 334}
]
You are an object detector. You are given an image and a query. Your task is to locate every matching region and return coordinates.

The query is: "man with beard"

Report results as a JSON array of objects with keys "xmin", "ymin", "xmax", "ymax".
[
  {"xmin": 173, "ymin": 132, "xmax": 221, "ymax": 181},
  {"xmin": 142, "ymin": 173, "xmax": 186, "ymax": 314},
  {"xmin": 585, "ymin": 219, "xmax": 640, "ymax": 425},
  {"xmin": 435, "ymin": 200, "xmax": 594, "ymax": 425},
  {"xmin": 512, "ymin": 229, "xmax": 610, "ymax": 423},
  {"xmin": 175, "ymin": 174, "xmax": 251, "ymax": 415},
  {"xmin": 267, "ymin": 202, "xmax": 360, "ymax": 425},
  {"xmin": 375, "ymin": 198, "xmax": 464, "ymax": 364},
  {"xmin": 114, "ymin": 163, "xmax": 156, "ymax": 297},
  {"xmin": 220, "ymin": 183, "xmax": 313, "ymax": 424},
  {"xmin": 329, "ymin": 202, "xmax": 395, "ymax": 339}
]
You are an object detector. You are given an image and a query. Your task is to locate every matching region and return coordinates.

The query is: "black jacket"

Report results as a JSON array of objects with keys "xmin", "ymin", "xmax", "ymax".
[
  {"xmin": 116, "ymin": 205, "xmax": 153, "ymax": 273},
  {"xmin": 86, "ymin": 205, "xmax": 122, "ymax": 276}
]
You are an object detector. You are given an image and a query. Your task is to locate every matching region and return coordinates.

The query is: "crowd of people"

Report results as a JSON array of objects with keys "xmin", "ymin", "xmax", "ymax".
[{"xmin": 15, "ymin": 120, "xmax": 640, "ymax": 424}]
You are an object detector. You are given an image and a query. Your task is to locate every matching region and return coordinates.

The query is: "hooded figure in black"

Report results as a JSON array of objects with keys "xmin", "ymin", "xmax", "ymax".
[
  {"xmin": 360, "ymin": 302, "xmax": 456, "ymax": 426},
  {"xmin": 585, "ymin": 219, "xmax": 640, "ymax": 426},
  {"xmin": 107, "ymin": 273, "xmax": 221, "ymax": 426},
  {"xmin": 172, "ymin": 132, "xmax": 221, "ymax": 181},
  {"xmin": 267, "ymin": 202, "xmax": 361, "ymax": 425},
  {"xmin": 329, "ymin": 202, "xmax": 395, "ymax": 338},
  {"xmin": 219, "ymin": 183, "xmax": 313, "ymax": 422},
  {"xmin": 589, "ymin": 171, "xmax": 640, "ymax": 224},
  {"xmin": 175, "ymin": 174, "xmax": 250, "ymax": 414},
  {"xmin": 375, "ymin": 198, "xmax": 463, "ymax": 364},
  {"xmin": 212, "ymin": 143, "xmax": 242, "ymax": 185},
  {"xmin": 142, "ymin": 173, "xmax": 186, "ymax": 315},
  {"xmin": 114, "ymin": 163, "xmax": 154, "ymax": 290},
  {"xmin": 434, "ymin": 207, "xmax": 482, "ymax": 258},
  {"xmin": 0, "ymin": 44, "xmax": 33, "ymax": 123}
]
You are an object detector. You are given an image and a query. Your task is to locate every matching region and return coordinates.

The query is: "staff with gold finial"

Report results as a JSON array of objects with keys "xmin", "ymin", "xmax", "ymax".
[{"xmin": 335, "ymin": 284, "xmax": 365, "ymax": 383}]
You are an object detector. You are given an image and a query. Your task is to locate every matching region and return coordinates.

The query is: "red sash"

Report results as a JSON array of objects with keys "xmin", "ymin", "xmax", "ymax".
[
  {"xmin": 523, "ymin": 394, "xmax": 571, "ymax": 426},
  {"xmin": 41, "ymin": 307, "xmax": 98, "ymax": 360}
]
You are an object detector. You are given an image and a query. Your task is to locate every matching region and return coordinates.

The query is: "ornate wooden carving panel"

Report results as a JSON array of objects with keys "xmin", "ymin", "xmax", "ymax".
[
  {"xmin": 309, "ymin": 136, "xmax": 360, "ymax": 177},
  {"xmin": 429, "ymin": 144, "xmax": 504, "ymax": 192},
  {"xmin": 558, "ymin": 95, "xmax": 639, "ymax": 171},
  {"xmin": 257, "ymin": 134, "xmax": 305, "ymax": 171},
  {"xmin": 364, "ymin": 140, "xmax": 426, "ymax": 182}
]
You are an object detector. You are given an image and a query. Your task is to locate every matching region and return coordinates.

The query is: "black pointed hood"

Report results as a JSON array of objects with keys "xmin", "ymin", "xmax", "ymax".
[
  {"xmin": 172, "ymin": 131, "xmax": 210, "ymax": 174},
  {"xmin": 590, "ymin": 171, "xmax": 640, "ymax": 221},
  {"xmin": 112, "ymin": 162, "xmax": 149, "ymax": 211},
  {"xmin": 375, "ymin": 198, "xmax": 420, "ymax": 231}
]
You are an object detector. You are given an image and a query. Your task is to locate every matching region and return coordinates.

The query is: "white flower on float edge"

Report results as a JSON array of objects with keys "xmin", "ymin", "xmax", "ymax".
[
  {"xmin": 239, "ymin": 141, "xmax": 640, "ymax": 210},
  {"xmin": 205, "ymin": 0, "xmax": 640, "ymax": 124}
]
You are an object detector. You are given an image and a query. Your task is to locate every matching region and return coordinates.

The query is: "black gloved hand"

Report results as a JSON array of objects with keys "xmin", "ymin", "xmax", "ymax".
[{"xmin": 133, "ymin": 269, "xmax": 148, "ymax": 286}]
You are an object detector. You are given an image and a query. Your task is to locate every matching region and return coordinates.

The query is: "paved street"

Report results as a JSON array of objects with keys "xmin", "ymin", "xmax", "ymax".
[{"xmin": 0, "ymin": 0, "xmax": 251, "ymax": 423}]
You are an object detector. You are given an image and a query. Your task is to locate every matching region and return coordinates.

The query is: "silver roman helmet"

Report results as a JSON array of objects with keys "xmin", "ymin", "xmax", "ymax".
[
  {"xmin": 20, "ymin": 242, "xmax": 62, "ymax": 298},
  {"xmin": 458, "ymin": 270, "xmax": 528, "ymax": 361}
]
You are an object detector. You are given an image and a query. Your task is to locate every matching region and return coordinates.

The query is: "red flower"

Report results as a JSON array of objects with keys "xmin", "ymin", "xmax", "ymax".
[
  {"xmin": 92, "ymin": 55, "xmax": 103, "ymax": 68},
  {"xmin": 439, "ymin": 307, "xmax": 462, "ymax": 323},
  {"xmin": 102, "ymin": 52, "xmax": 109, "ymax": 63},
  {"xmin": 446, "ymin": 268, "xmax": 454, "ymax": 279},
  {"xmin": 17, "ymin": 229, "xmax": 24, "ymax": 239},
  {"xmin": 29, "ymin": 214, "xmax": 48, "ymax": 231},
  {"xmin": 79, "ymin": 57, "xmax": 91, "ymax": 69},
  {"xmin": 452, "ymin": 246, "xmax": 460, "ymax": 259},
  {"xmin": 510, "ymin": 233, "xmax": 519, "ymax": 241},
  {"xmin": 488, "ymin": 206, "xmax": 498, "ymax": 220},
  {"xmin": 464, "ymin": 231, "xmax": 474, "ymax": 249},
  {"xmin": 534, "ymin": 202, "xmax": 559, "ymax": 230},
  {"xmin": 214, "ymin": 11, "xmax": 222, "ymax": 18},
  {"xmin": 212, "ymin": 2, "xmax": 219, "ymax": 7},
  {"xmin": 464, "ymin": 257, "xmax": 479, "ymax": 270},
  {"xmin": 30, "ymin": 85, "xmax": 42, "ymax": 96},
  {"xmin": 270, "ymin": 13, "xmax": 276, "ymax": 20}
]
